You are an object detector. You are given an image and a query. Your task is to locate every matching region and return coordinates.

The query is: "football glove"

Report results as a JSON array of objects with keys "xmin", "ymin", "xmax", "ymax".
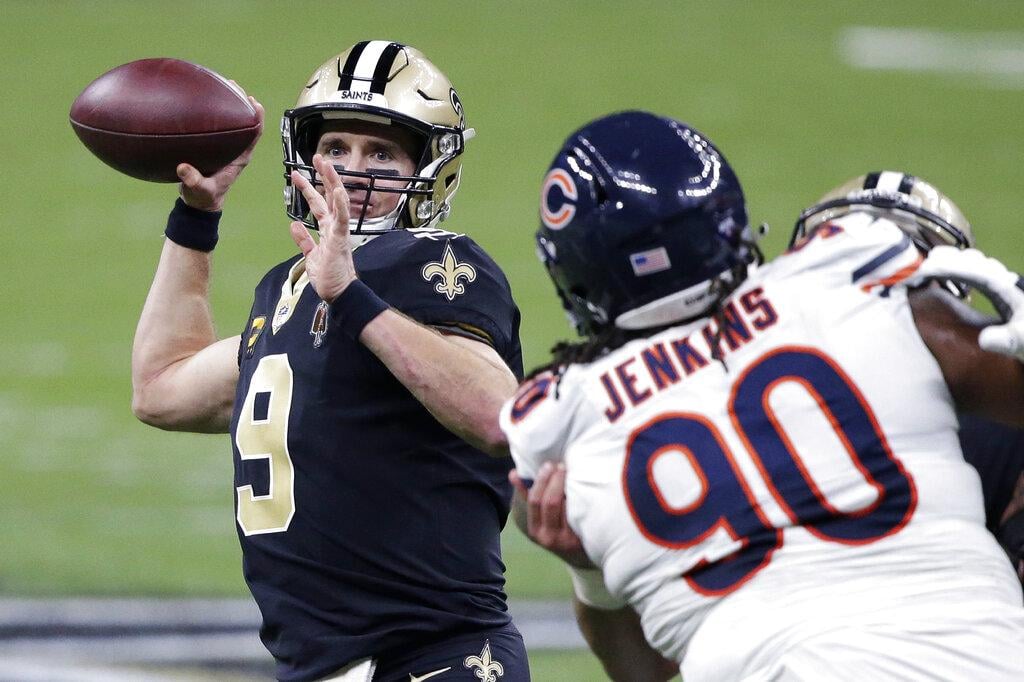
[{"xmin": 905, "ymin": 246, "xmax": 1024, "ymax": 363}]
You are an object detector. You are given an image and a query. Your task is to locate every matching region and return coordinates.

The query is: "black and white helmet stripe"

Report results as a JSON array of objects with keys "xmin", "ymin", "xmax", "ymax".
[
  {"xmin": 863, "ymin": 171, "xmax": 916, "ymax": 195},
  {"xmin": 337, "ymin": 40, "xmax": 404, "ymax": 94}
]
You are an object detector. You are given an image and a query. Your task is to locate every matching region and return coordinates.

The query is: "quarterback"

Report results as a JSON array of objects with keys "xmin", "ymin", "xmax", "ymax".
[
  {"xmin": 131, "ymin": 42, "xmax": 528, "ymax": 681},
  {"xmin": 501, "ymin": 111, "xmax": 1024, "ymax": 680}
]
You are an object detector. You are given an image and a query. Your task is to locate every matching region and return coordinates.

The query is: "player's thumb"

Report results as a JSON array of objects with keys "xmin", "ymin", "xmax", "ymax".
[
  {"xmin": 176, "ymin": 163, "xmax": 203, "ymax": 188},
  {"xmin": 979, "ymin": 324, "xmax": 1024, "ymax": 360}
]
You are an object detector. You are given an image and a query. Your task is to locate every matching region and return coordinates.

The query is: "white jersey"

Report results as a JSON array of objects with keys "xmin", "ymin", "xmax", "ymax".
[{"xmin": 501, "ymin": 213, "xmax": 1024, "ymax": 681}]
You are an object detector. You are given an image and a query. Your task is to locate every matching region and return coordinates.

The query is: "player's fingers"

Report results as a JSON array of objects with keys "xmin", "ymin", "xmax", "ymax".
[
  {"xmin": 526, "ymin": 462, "xmax": 553, "ymax": 536},
  {"xmin": 553, "ymin": 464, "xmax": 570, "ymax": 526},
  {"xmin": 177, "ymin": 163, "xmax": 205, "ymax": 188},
  {"xmin": 979, "ymin": 324, "xmax": 1024, "ymax": 360},
  {"xmin": 328, "ymin": 186, "xmax": 352, "ymax": 241},
  {"xmin": 534, "ymin": 465, "xmax": 564, "ymax": 533},
  {"xmin": 311, "ymin": 156, "xmax": 349, "ymax": 238},
  {"xmin": 540, "ymin": 465, "xmax": 569, "ymax": 532},
  {"xmin": 313, "ymin": 155, "xmax": 350, "ymax": 214},
  {"xmin": 509, "ymin": 469, "xmax": 530, "ymax": 497},
  {"xmin": 312, "ymin": 153, "xmax": 329, "ymax": 176},
  {"xmin": 292, "ymin": 170, "xmax": 329, "ymax": 218},
  {"xmin": 289, "ymin": 222, "xmax": 317, "ymax": 257},
  {"xmin": 247, "ymin": 98, "xmax": 265, "ymax": 147},
  {"xmin": 313, "ymin": 154, "xmax": 344, "ymax": 196}
]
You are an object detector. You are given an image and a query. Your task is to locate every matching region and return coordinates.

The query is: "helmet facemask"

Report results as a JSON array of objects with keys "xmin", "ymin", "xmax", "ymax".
[{"xmin": 793, "ymin": 191, "xmax": 972, "ymax": 252}]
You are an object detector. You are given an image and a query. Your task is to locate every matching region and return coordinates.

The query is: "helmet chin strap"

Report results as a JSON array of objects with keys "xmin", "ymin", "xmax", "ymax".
[
  {"xmin": 345, "ymin": 200, "xmax": 403, "ymax": 249},
  {"xmin": 348, "ymin": 196, "xmax": 403, "ymax": 234}
]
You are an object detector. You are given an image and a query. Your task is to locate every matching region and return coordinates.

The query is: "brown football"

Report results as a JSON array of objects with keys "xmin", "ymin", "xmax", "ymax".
[{"xmin": 69, "ymin": 58, "xmax": 260, "ymax": 183}]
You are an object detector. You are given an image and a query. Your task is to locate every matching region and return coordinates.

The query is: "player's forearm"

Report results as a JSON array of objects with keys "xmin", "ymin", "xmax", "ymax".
[
  {"xmin": 573, "ymin": 598, "xmax": 679, "ymax": 681},
  {"xmin": 909, "ymin": 288, "xmax": 1024, "ymax": 426},
  {"xmin": 360, "ymin": 310, "xmax": 516, "ymax": 456},
  {"xmin": 131, "ymin": 240, "xmax": 227, "ymax": 430}
]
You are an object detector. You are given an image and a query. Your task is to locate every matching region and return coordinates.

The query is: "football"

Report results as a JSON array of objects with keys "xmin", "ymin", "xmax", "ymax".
[{"xmin": 69, "ymin": 58, "xmax": 260, "ymax": 183}]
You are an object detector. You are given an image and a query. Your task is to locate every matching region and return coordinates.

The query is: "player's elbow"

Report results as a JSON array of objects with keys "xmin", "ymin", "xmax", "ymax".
[
  {"xmin": 131, "ymin": 377, "xmax": 191, "ymax": 431},
  {"xmin": 465, "ymin": 403, "xmax": 512, "ymax": 458},
  {"xmin": 132, "ymin": 383, "xmax": 229, "ymax": 433},
  {"xmin": 131, "ymin": 383, "xmax": 175, "ymax": 429},
  {"xmin": 477, "ymin": 425, "xmax": 510, "ymax": 459}
]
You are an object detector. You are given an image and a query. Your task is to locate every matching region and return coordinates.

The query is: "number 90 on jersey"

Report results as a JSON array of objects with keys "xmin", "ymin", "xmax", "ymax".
[{"xmin": 623, "ymin": 347, "xmax": 917, "ymax": 595}]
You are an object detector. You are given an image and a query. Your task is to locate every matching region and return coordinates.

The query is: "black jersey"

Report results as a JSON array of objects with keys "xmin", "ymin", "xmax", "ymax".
[
  {"xmin": 229, "ymin": 228, "xmax": 523, "ymax": 682},
  {"xmin": 958, "ymin": 414, "xmax": 1024, "ymax": 532}
]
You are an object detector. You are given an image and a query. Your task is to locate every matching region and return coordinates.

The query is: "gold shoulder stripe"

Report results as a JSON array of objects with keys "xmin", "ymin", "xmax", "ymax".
[{"xmin": 434, "ymin": 321, "xmax": 494, "ymax": 346}]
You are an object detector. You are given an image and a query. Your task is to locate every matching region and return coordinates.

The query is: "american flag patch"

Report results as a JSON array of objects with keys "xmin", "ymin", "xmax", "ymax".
[{"xmin": 630, "ymin": 247, "xmax": 671, "ymax": 276}]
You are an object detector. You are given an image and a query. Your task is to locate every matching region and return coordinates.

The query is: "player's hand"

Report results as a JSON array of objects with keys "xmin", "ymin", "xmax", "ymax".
[
  {"xmin": 510, "ymin": 463, "xmax": 595, "ymax": 569},
  {"xmin": 289, "ymin": 154, "xmax": 358, "ymax": 303},
  {"xmin": 980, "ymin": 315, "xmax": 1024, "ymax": 363},
  {"xmin": 177, "ymin": 94, "xmax": 265, "ymax": 212},
  {"xmin": 906, "ymin": 246, "xmax": 1024, "ymax": 362}
]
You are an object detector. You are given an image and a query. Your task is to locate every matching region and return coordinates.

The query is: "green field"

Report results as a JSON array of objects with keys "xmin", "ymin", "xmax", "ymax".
[{"xmin": 2, "ymin": 1, "xmax": 1023, "ymax": 678}]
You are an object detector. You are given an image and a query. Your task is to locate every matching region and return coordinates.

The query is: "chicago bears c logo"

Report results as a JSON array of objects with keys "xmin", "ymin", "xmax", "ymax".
[{"xmin": 541, "ymin": 168, "xmax": 578, "ymax": 230}]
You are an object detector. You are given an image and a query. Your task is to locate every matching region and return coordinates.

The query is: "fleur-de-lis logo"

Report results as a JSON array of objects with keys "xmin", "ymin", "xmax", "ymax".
[
  {"xmin": 421, "ymin": 241, "xmax": 476, "ymax": 301},
  {"xmin": 464, "ymin": 640, "xmax": 504, "ymax": 682}
]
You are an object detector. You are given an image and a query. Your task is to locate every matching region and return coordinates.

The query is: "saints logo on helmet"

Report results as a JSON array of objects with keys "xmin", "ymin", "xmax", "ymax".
[{"xmin": 282, "ymin": 41, "xmax": 473, "ymax": 235}]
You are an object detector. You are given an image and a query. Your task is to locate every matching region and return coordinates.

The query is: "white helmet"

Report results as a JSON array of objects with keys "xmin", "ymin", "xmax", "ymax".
[
  {"xmin": 793, "ymin": 170, "xmax": 974, "ymax": 251},
  {"xmin": 282, "ymin": 41, "xmax": 472, "ymax": 234},
  {"xmin": 793, "ymin": 171, "xmax": 975, "ymax": 297}
]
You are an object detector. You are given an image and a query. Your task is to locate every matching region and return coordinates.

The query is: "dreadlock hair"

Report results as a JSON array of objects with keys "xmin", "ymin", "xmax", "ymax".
[
  {"xmin": 524, "ymin": 326, "xmax": 633, "ymax": 383},
  {"xmin": 523, "ymin": 326, "xmax": 645, "ymax": 398}
]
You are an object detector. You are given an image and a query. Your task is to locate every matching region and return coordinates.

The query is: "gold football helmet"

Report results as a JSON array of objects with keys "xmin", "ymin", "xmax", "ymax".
[
  {"xmin": 282, "ymin": 41, "xmax": 473, "ymax": 234},
  {"xmin": 792, "ymin": 171, "xmax": 974, "ymax": 252}
]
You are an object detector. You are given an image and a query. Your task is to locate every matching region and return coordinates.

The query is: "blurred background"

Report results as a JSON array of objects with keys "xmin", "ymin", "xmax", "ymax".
[{"xmin": 2, "ymin": 1, "xmax": 1022, "ymax": 678}]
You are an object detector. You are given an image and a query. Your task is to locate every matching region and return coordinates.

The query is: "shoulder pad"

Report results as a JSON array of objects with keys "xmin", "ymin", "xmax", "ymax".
[
  {"xmin": 777, "ymin": 212, "xmax": 922, "ymax": 292},
  {"xmin": 406, "ymin": 226, "xmax": 467, "ymax": 241},
  {"xmin": 500, "ymin": 370, "xmax": 582, "ymax": 481}
]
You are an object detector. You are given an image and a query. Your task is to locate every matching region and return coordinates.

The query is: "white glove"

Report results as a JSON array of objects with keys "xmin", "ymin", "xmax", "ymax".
[
  {"xmin": 980, "ymin": 318, "xmax": 1024, "ymax": 361},
  {"xmin": 904, "ymin": 246, "xmax": 1024, "ymax": 362}
]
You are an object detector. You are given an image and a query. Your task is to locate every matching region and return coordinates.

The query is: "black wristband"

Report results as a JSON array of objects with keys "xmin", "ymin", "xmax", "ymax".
[
  {"xmin": 165, "ymin": 198, "xmax": 221, "ymax": 252},
  {"xmin": 330, "ymin": 280, "xmax": 389, "ymax": 340}
]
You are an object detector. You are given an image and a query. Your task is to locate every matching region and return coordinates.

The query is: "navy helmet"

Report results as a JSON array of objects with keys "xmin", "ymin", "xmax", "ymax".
[{"xmin": 536, "ymin": 111, "xmax": 753, "ymax": 336}]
